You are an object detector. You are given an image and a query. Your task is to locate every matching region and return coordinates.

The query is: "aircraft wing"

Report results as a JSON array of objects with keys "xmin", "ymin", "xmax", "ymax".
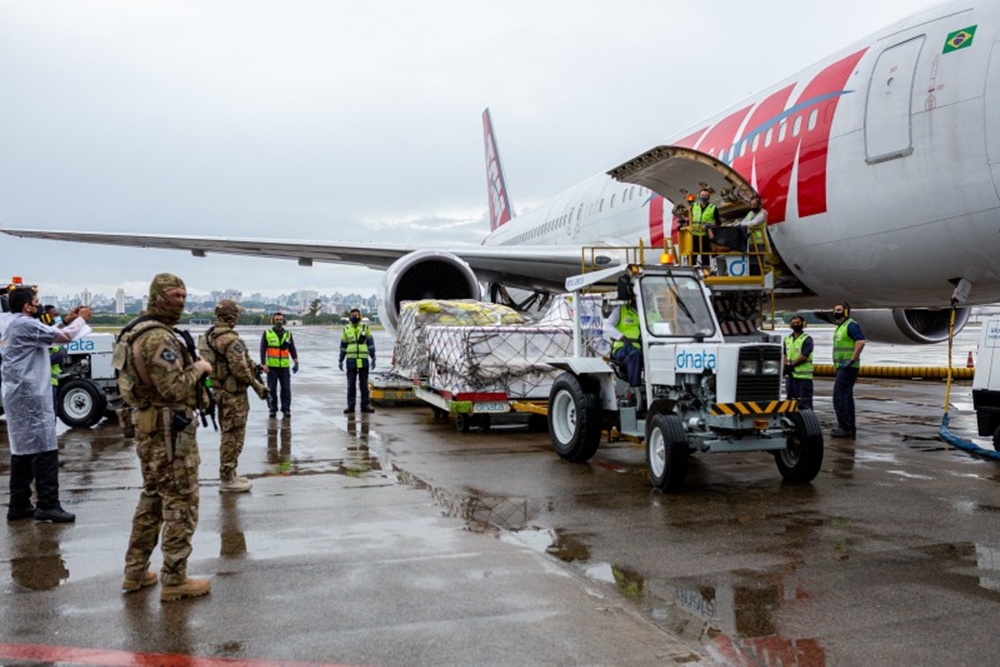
[{"xmin": 0, "ymin": 227, "xmax": 615, "ymax": 293}]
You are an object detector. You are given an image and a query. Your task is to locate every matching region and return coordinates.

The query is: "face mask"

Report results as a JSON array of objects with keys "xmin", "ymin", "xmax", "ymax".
[
  {"xmin": 53, "ymin": 316, "xmax": 62, "ymax": 326},
  {"xmin": 350, "ymin": 316, "xmax": 360, "ymax": 324},
  {"xmin": 833, "ymin": 312, "xmax": 845, "ymax": 322},
  {"xmin": 700, "ymin": 197, "xmax": 709, "ymax": 204},
  {"xmin": 273, "ymin": 321, "xmax": 284, "ymax": 329},
  {"xmin": 791, "ymin": 324, "xmax": 803, "ymax": 333},
  {"xmin": 30, "ymin": 304, "xmax": 42, "ymax": 318}
]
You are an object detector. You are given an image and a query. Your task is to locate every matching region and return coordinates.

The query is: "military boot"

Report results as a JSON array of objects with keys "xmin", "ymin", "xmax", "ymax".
[
  {"xmin": 160, "ymin": 578, "xmax": 211, "ymax": 602},
  {"xmin": 219, "ymin": 474, "xmax": 252, "ymax": 493},
  {"xmin": 122, "ymin": 570, "xmax": 159, "ymax": 592}
]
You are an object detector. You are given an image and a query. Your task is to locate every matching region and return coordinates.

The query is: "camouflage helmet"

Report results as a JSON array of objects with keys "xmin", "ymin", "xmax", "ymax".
[
  {"xmin": 215, "ymin": 299, "xmax": 242, "ymax": 325},
  {"xmin": 146, "ymin": 273, "xmax": 186, "ymax": 325}
]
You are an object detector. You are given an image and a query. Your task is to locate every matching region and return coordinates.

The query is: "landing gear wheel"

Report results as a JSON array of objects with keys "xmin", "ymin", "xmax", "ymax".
[
  {"xmin": 776, "ymin": 409, "xmax": 824, "ymax": 484},
  {"xmin": 58, "ymin": 378, "xmax": 107, "ymax": 428},
  {"xmin": 548, "ymin": 373, "xmax": 602, "ymax": 462},
  {"xmin": 645, "ymin": 413, "xmax": 689, "ymax": 492},
  {"xmin": 455, "ymin": 413, "xmax": 472, "ymax": 433}
]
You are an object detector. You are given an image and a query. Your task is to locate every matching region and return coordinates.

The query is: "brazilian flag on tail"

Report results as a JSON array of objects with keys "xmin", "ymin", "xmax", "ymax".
[{"xmin": 943, "ymin": 26, "xmax": 977, "ymax": 54}]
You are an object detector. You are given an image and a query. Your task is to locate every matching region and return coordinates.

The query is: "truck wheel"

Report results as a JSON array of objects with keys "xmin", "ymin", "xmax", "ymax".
[
  {"xmin": 645, "ymin": 413, "xmax": 689, "ymax": 492},
  {"xmin": 776, "ymin": 409, "xmax": 824, "ymax": 484},
  {"xmin": 548, "ymin": 373, "xmax": 602, "ymax": 462},
  {"xmin": 455, "ymin": 413, "xmax": 472, "ymax": 433},
  {"xmin": 58, "ymin": 378, "xmax": 107, "ymax": 428},
  {"xmin": 993, "ymin": 423, "xmax": 1000, "ymax": 450}
]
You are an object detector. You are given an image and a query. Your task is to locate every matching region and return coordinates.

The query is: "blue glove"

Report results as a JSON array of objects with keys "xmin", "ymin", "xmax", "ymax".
[
  {"xmin": 293, "ymin": 361, "xmax": 299, "ymax": 374},
  {"xmin": 338, "ymin": 361, "xmax": 344, "ymax": 371},
  {"xmin": 371, "ymin": 358, "xmax": 376, "ymax": 370}
]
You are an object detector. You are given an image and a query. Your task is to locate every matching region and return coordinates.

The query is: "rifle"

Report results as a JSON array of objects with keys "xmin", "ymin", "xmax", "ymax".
[{"xmin": 174, "ymin": 328, "xmax": 218, "ymax": 431}]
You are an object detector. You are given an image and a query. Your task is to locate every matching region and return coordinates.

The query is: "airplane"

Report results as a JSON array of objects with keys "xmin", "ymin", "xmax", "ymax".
[{"xmin": 3, "ymin": 0, "xmax": 998, "ymax": 343}]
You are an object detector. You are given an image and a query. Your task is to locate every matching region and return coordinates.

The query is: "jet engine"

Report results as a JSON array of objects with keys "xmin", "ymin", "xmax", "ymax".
[
  {"xmin": 846, "ymin": 308, "xmax": 971, "ymax": 344},
  {"xmin": 377, "ymin": 250, "xmax": 481, "ymax": 334}
]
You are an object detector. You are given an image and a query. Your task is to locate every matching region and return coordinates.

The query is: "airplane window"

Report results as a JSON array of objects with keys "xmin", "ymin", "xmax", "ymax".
[
  {"xmin": 630, "ymin": 186, "xmax": 635, "ymax": 200},
  {"xmin": 578, "ymin": 205, "xmax": 583, "ymax": 221},
  {"xmin": 611, "ymin": 194, "xmax": 616, "ymax": 208},
  {"xmin": 765, "ymin": 128, "xmax": 773, "ymax": 147},
  {"xmin": 739, "ymin": 139, "xmax": 747, "ymax": 157},
  {"xmin": 808, "ymin": 108, "xmax": 818, "ymax": 131},
  {"xmin": 793, "ymin": 116, "xmax": 802, "ymax": 137},
  {"xmin": 752, "ymin": 134, "xmax": 760, "ymax": 152},
  {"xmin": 778, "ymin": 121, "xmax": 787, "ymax": 142},
  {"xmin": 599, "ymin": 199, "xmax": 604, "ymax": 213}
]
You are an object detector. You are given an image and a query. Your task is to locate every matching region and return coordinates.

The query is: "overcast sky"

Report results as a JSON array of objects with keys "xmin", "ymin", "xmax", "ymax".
[{"xmin": 0, "ymin": 0, "xmax": 944, "ymax": 301}]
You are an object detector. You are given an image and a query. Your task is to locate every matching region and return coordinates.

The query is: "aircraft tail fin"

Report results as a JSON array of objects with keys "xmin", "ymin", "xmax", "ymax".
[{"xmin": 482, "ymin": 108, "xmax": 514, "ymax": 231}]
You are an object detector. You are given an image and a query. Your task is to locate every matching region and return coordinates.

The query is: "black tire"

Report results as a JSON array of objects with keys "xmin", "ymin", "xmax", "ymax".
[
  {"xmin": 548, "ymin": 373, "xmax": 602, "ymax": 463},
  {"xmin": 478, "ymin": 415, "xmax": 492, "ymax": 432},
  {"xmin": 992, "ymin": 423, "xmax": 1000, "ymax": 450},
  {"xmin": 775, "ymin": 409, "xmax": 824, "ymax": 484},
  {"xmin": 58, "ymin": 378, "xmax": 107, "ymax": 428},
  {"xmin": 455, "ymin": 413, "xmax": 472, "ymax": 433},
  {"xmin": 527, "ymin": 413, "xmax": 549, "ymax": 433},
  {"xmin": 645, "ymin": 413, "xmax": 689, "ymax": 492}
]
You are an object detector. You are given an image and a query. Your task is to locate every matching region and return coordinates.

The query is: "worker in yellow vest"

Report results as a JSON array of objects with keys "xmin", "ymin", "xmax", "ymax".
[
  {"xmin": 338, "ymin": 307, "xmax": 377, "ymax": 414},
  {"xmin": 688, "ymin": 188, "xmax": 720, "ymax": 268},
  {"xmin": 259, "ymin": 312, "xmax": 298, "ymax": 418},
  {"xmin": 783, "ymin": 314, "xmax": 814, "ymax": 410},
  {"xmin": 831, "ymin": 302, "xmax": 865, "ymax": 438},
  {"xmin": 602, "ymin": 280, "xmax": 643, "ymax": 387},
  {"xmin": 737, "ymin": 196, "xmax": 768, "ymax": 275}
]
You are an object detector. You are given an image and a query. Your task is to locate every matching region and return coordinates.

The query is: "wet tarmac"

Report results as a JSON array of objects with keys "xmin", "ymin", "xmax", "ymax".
[{"xmin": 2, "ymin": 324, "xmax": 1000, "ymax": 666}]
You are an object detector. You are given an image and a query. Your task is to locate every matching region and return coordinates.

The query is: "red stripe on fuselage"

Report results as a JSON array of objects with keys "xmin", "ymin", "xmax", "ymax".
[{"xmin": 648, "ymin": 194, "xmax": 664, "ymax": 247}]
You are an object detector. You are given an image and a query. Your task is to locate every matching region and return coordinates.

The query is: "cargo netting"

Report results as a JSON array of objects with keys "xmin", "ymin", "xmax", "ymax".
[{"xmin": 392, "ymin": 296, "xmax": 610, "ymax": 399}]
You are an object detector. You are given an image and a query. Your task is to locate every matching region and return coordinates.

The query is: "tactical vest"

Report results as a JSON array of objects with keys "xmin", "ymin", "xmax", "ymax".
[
  {"xmin": 342, "ymin": 323, "xmax": 370, "ymax": 369},
  {"xmin": 198, "ymin": 327, "xmax": 228, "ymax": 382},
  {"xmin": 784, "ymin": 333, "xmax": 814, "ymax": 379},
  {"xmin": 611, "ymin": 305, "xmax": 641, "ymax": 353},
  {"xmin": 113, "ymin": 319, "xmax": 192, "ymax": 408},
  {"xmin": 264, "ymin": 329, "xmax": 292, "ymax": 368},
  {"xmin": 833, "ymin": 319, "xmax": 861, "ymax": 369},
  {"xmin": 690, "ymin": 202, "xmax": 716, "ymax": 237}
]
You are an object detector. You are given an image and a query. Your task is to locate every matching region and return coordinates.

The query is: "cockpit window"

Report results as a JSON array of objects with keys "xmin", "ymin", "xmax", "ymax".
[{"xmin": 639, "ymin": 274, "xmax": 716, "ymax": 338}]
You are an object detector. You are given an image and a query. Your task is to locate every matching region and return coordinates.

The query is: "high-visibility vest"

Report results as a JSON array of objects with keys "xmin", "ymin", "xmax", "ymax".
[
  {"xmin": 264, "ymin": 329, "xmax": 293, "ymax": 368},
  {"xmin": 833, "ymin": 319, "xmax": 860, "ymax": 368},
  {"xmin": 50, "ymin": 346, "xmax": 61, "ymax": 386},
  {"xmin": 342, "ymin": 323, "xmax": 371, "ymax": 369},
  {"xmin": 690, "ymin": 202, "xmax": 716, "ymax": 237},
  {"xmin": 744, "ymin": 210, "xmax": 766, "ymax": 249},
  {"xmin": 784, "ymin": 333, "xmax": 813, "ymax": 379},
  {"xmin": 611, "ymin": 305, "xmax": 641, "ymax": 353}
]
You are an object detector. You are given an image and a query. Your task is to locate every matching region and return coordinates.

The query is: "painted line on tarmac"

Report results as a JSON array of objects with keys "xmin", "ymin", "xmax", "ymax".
[{"xmin": 0, "ymin": 643, "xmax": 359, "ymax": 667}]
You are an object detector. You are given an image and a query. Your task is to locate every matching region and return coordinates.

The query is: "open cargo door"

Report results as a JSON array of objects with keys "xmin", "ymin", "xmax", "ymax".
[{"xmin": 608, "ymin": 145, "xmax": 756, "ymax": 216}]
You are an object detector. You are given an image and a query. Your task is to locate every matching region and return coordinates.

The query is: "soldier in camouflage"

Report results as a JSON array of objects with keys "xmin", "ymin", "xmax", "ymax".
[
  {"xmin": 200, "ymin": 300, "xmax": 268, "ymax": 493},
  {"xmin": 115, "ymin": 273, "xmax": 213, "ymax": 602}
]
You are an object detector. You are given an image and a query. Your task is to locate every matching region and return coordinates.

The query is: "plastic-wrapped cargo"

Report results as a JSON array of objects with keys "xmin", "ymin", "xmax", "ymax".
[
  {"xmin": 425, "ymin": 325, "xmax": 575, "ymax": 399},
  {"xmin": 393, "ymin": 296, "xmax": 614, "ymax": 400},
  {"xmin": 392, "ymin": 300, "xmax": 523, "ymax": 379}
]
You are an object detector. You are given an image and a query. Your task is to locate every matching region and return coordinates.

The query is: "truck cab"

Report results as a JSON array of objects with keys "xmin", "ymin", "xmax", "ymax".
[{"xmin": 546, "ymin": 262, "xmax": 823, "ymax": 492}]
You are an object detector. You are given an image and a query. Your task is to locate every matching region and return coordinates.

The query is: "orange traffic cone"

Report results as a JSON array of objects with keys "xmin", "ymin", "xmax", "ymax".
[{"xmin": 967, "ymin": 351, "xmax": 975, "ymax": 368}]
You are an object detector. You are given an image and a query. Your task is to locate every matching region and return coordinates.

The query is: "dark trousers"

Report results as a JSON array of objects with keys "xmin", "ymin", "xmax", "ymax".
[
  {"xmin": 692, "ymin": 235, "xmax": 711, "ymax": 267},
  {"xmin": 613, "ymin": 345, "xmax": 643, "ymax": 387},
  {"xmin": 266, "ymin": 367, "xmax": 292, "ymax": 413},
  {"xmin": 786, "ymin": 377, "xmax": 814, "ymax": 410},
  {"xmin": 833, "ymin": 366, "xmax": 859, "ymax": 432},
  {"xmin": 346, "ymin": 362, "xmax": 370, "ymax": 410},
  {"xmin": 9, "ymin": 450, "xmax": 61, "ymax": 511}
]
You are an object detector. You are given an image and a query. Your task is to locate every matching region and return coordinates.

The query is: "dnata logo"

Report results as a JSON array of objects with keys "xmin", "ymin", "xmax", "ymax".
[
  {"xmin": 676, "ymin": 349, "xmax": 716, "ymax": 371},
  {"xmin": 66, "ymin": 339, "xmax": 95, "ymax": 353}
]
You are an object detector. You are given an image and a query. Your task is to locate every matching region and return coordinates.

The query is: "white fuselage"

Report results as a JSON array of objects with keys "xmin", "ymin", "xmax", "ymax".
[{"xmin": 484, "ymin": 0, "xmax": 1000, "ymax": 310}]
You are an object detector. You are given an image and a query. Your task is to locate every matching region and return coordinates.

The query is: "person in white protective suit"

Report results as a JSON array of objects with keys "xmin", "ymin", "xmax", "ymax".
[{"xmin": 1, "ymin": 287, "xmax": 92, "ymax": 523}]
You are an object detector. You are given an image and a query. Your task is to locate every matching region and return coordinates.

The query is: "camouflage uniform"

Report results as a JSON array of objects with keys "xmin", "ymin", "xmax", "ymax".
[
  {"xmin": 117, "ymin": 274, "xmax": 207, "ymax": 588},
  {"xmin": 201, "ymin": 300, "xmax": 267, "ymax": 486}
]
